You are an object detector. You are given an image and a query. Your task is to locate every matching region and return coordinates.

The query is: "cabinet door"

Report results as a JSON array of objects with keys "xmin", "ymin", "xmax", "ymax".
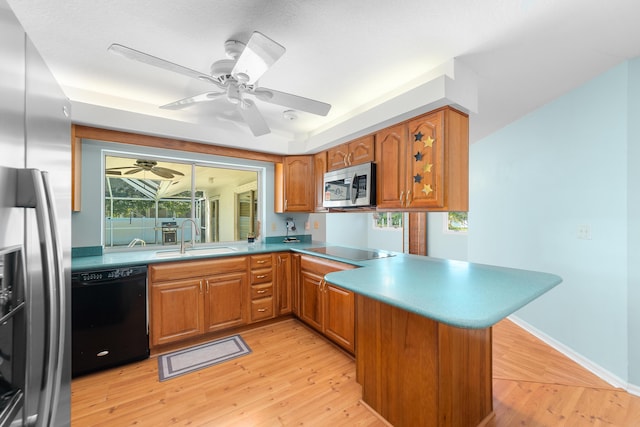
[
  {"xmin": 327, "ymin": 144, "xmax": 349, "ymax": 171},
  {"xmin": 299, "ymin": 270, "xmax": 324, "ymax": 332},
  {"xmin": 347, "ymin": 135, "xmax": 374, "ymax": 166},
  {"xmin": 324, "ymin": 283, "xmax": 355, "ymax": 353},
  {"xmin": 150, "ymin": 278, "xmax": 204, "ymax": 347},
  {"xmin": 375, "ymin": 123, "xmax": 406, "ymax": 209},
  {"xmin": 405, "ymin": 111, "xmax": 445, "ymax": 209},
  {"xmin": 203, "ymin": 272, "xmax": 247, "ymax": 333},
  {"xmin": 314, "ymin": 151, "xmax": 328, "ymax": 211},
  {"xmin": 275, "ymin": 252, "xmax": 292, "ymax": 315},
  {"xmin": 283, "ymin": 155, "xmax": 314, "ymax": 212}
]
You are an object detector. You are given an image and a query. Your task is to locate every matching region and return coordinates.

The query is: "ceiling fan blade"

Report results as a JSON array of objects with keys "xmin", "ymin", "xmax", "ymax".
[
  {"xmin": 238, "ymin": 99, "xmax": 270, "ymax": 136},
  {"xmin": 160, "ymin": 92, "xmax": 225, "ymax": 110},
  {"xmin": 124, "ymin": 168, "xmax": 144, "ymax": 175},
  {"xmin": 150, "ymin": 169, "xmax": 175, "ymax": 179},
  {"xmin": 153, "ymin": 167, "xmax": 184, "ymax": 177},
  {"xmin": 108, "ymin": 43, "xmax": 223, "ymax": 87},
  {"xmin": 231, "ymin": 32, "xmax": 285, "ymax": 85},
  {"xmin": 254, "ymin": 88, "xmax": 331, "ymax": 116},
  {"xmin": 106, "ymin": 166, "xmax": 138, "ymax": 171}
]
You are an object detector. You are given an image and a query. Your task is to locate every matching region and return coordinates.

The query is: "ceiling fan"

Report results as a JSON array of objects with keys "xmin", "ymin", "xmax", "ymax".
[
  {"xmin": 108, "ymin": 31, "xmax": 331, "ymax": 136},
  {"xmin": 106, "ymin": 159, "xmax": 185, "ymax": 179}
]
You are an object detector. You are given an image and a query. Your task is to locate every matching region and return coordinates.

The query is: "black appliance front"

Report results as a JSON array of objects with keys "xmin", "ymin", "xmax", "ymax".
[{"xmin": 71, "ymin": 266, "xmax": 149, "ymax": 377}]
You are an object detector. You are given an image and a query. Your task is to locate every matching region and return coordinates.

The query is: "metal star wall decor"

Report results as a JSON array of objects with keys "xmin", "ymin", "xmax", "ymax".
[
  {"xmin": 422, "ymin": 184, "xmax": 433, "ymax": 195},
  {"xmin": 423, "ymin": 163, "xmax": 433, "ymax": 173},
  {"xmin": 423, "ymin": 136, "xmax": 435, "ymax": 148},
  {"xmin": 414, "ymin": 131, "xmax": 424, "ymax": 142},
  {"xmin": 414, "ymin": 151, "xmax": 424, "ymax": 162},
  {"xmin": 413, "ymin": 174, "xmax": 422, "ymax": 183}
]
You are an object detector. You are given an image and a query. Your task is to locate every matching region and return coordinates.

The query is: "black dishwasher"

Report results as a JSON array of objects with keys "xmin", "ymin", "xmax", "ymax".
[{"xmin": 72, "ymin": 265, "xmax": 149, "ymax": 377}]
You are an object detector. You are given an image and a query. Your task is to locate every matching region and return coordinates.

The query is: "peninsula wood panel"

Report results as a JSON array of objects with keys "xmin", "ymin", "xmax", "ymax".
[{"xmin": 356, "ymin": 295, "xmax": 492, "ymax": 427}]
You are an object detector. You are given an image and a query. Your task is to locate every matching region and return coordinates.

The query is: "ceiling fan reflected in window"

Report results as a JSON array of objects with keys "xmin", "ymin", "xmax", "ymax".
[
  {"xmin": 106, "ymin": 159, "xmax": 185, "ymax": 179},
  {"xmin": 108, "ymin": 31, "xmax": 332, "ymax": 136}
]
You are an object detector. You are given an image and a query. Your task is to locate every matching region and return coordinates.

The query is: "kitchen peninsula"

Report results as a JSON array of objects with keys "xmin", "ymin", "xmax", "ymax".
[{"xmin": 72, "ymin": 243, "xmax": 562, "ymax": 426}]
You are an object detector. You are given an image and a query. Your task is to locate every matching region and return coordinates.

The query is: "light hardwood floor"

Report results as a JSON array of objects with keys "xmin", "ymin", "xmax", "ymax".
[{"xmin": 71, "ymin": 318, "xmax": 640, "ymax": 426}]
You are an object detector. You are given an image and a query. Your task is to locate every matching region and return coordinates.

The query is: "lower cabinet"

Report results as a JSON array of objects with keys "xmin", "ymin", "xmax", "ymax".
[
  {"xmin": 298, "ymin": 255, "xmax": 356, "ymax": 353},
  {"xmin": 149, "ymin": 256, "xmax": 248, "ymax": 348}
]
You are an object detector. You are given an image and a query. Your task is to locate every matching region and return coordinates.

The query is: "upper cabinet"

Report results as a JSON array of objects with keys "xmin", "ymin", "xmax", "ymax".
[
  {"xmin": 375, "ymin": 107, "xmax": 468, "ymax": 211},
  {"xmin": 275, "ymin": 155, "xmax": 314, "ymax": 213},
  {"xmin": 313, "ymin": 151, "xmax": 328, "ymax": 212},
  {"xmin": 327, "ymin": 135, "xmax": 375, "ymax": 171}
]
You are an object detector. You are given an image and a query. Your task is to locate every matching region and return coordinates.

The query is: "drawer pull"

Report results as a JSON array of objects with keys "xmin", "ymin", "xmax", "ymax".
[
  {"xmin": 256, "ymin": 274, "xmax": 266, "ymax": 279},
  {"xmin": 257, "ymin": 260, "xmax": 266, "ymax": 264},
  {"xmin": 257, "ymin": 308, "xmax": 267, "ymax": 312},
  {"xmin": 257, "ymin": 289, "xmax": 267, "ymax": 294}
]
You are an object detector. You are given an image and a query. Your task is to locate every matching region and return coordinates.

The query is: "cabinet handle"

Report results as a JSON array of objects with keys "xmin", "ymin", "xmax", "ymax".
[
  {"xmin": 347, "ymin": 152, "xmax": 353, "ymax": 165},
  {"xmin": 256, "ymin": 274, "xmax": 266, "ymax": 279},
  {"xmin": 258, "ymin": 308, "xmax": 267, "ymax": 312},
  {"xmin": 284, "ymin": 199, "xmax": 288, "ymax": 210},
  {"xmin": 406, "ymin": 190, "xmax": 412, "ymax": 207},
  {"xmin": 199, "ymin": 280, "xmax": 203, "ymax": 293},
  {"xmin": 205, "ymin": 279, "xmax": 210, "ymax": 294},
  {"xmin": 257, "ymin": 289, "xmax": 267, "ymax": 294},
  {"xmin": 257, "ymin": 260, "xmax": 266, "ymax": 264},
  {"xmin": 400, "ymin": 191, "xmax": 405, "ymax": 206}
]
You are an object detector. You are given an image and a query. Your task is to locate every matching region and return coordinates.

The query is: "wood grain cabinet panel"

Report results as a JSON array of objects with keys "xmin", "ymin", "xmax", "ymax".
[
  {"xmin": 327, "ymin": 135, "xmax": 375, "ymax": 171},
  {"xmin": 275, "ymin": 155, "xmax": 314, "ymax": 212},
  {"xmin": 149, "ymin": 256, "xmax": 248, "ymax": 348},
  {"xmin": 297, "ymin": 255, "xmax": 356, "ymax": 353},
  {"xmin": 356, "ymin": 295, "xmax": 492, "ymax": 426},
  {"xmin": 274, "ymin": 252, "xmax": 293, "ymax": 315},
  {"xmin": 375, "ymin": 106, "xmax": 468, "ymax": 211}
]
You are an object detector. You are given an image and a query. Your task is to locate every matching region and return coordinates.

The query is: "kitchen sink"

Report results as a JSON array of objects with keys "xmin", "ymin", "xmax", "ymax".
[{"xmin": 155, "ymin": 246, "xmax": 239, "ymax": 258}]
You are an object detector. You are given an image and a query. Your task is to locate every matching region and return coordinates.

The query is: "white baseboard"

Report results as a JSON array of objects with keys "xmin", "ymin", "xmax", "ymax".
[{"xmin": 507, "ymin": 315, "xmax": 639, "ymax": 396}]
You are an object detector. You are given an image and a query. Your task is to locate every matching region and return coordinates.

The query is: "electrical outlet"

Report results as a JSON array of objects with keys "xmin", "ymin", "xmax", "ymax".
[
  {"xmin": 271, "ymin": 222, "xmax": 277, "ymax": 231},
  {"xmin": 313, "ymin": 221, "xmax": 319, "ymax": 230},
  {"xmin": 305, "ymin": 221, "xmax": 310, "ymax": 230},
  {"xmin": 577, "ymin": 224, "xmax": 592, "ymax": 240}
]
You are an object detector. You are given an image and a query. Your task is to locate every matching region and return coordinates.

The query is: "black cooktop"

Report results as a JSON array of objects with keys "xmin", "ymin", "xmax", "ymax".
[{"xmin": 306, "ymin": 246, "xmax": 394, "ymax": 261}]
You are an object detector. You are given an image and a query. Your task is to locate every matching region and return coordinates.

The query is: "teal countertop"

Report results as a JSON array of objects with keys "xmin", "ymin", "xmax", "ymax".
[{"xmin": 72, "ymin": 243, "xmax": 562, "ymax": 329}]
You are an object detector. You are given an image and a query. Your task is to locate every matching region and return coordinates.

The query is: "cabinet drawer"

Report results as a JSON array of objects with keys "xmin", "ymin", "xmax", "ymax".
[
  {"xmin": 251, "ymin": 283, "xmax": 273, "ymax": 299},
  {"xmin": 251, "ymin": 297, "xmax": 274, "ymax": 321},
  {"xmin": 250, "ymin": 254, "xmax": 272, "ymax": 269},
  {"xmin": 150, "ymin": 256, "xmax": 248, "ymax": 282},
  {"xmin": 251, "ymin": 269, "xmax": 273, "ymax": 284}
]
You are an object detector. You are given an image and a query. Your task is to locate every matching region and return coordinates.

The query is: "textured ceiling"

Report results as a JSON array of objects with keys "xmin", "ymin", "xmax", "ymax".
[{"xmin": 7, "ymin": 0, "xmax": 640, "ymax": 153}]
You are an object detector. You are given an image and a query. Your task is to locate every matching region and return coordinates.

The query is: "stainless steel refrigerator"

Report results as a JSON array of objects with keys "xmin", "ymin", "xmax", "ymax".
[{"xmin": 0, "ymin": 0, "xmax": 71, "ymax": 425}]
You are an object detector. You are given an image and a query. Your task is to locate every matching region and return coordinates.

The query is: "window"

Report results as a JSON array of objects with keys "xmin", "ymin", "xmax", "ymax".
[
  {"xmin": 373, "ymin": 212, "xmax": 403, "ymax": 230},
  {"xmin": 104, "ymin": 154, "xmax": 259, "ymax": 248},
  {"xmin": 446, "ymin": 211, "xmax": 468, "ymax": 233}
]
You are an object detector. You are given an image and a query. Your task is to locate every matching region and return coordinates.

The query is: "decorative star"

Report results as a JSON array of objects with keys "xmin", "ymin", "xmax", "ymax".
[
  {"xmin": 414, "ymin": 151, "xmax": 423, "ymax": 162},
  {"xmin": 413, "ymin": 174, "xmax": 422, "ymax": 183},
  {"xmin": 423, "ymin": 136, "xmax": 435, "ymax": 148},
  {"xmin": 422, "ymin": 184, "xmax": 433, "ymax": 196},
  {"xmin": 423, "ymin": 163, "xmax": 433, "ymax": 173},
  {"xmin": 414, "ymin": 131, "xmax": 424, "ymax": 142}
]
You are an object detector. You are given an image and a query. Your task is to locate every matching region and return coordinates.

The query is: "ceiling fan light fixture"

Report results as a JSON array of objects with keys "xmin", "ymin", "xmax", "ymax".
[
  {"xmin": 283, "ymin": 110, "xmax": 298, "ymax": 120},
  {"xmin": 253, "ymin": 88, "xmax": 273, "ymax": 101},
  {"xmin": 226, "ymin": 84, "xmax": 241, "ymax": 104}
]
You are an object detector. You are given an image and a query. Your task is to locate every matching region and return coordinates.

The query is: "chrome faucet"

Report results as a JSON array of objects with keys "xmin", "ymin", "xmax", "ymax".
[{"xmin": 180, "ymin": 219, "xmax": 200, "ymax": 254}]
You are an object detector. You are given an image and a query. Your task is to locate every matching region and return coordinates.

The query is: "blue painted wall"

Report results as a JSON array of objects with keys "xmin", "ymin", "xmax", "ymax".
[{"xmin": 469, "ymin": 60, "xmax": 635, "ymax": 386}]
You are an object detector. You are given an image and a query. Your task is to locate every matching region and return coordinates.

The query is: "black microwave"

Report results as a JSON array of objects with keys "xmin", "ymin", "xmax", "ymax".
[{"xmin": 323, "ymin": 162, "xmax": 376, "ymax": 208}]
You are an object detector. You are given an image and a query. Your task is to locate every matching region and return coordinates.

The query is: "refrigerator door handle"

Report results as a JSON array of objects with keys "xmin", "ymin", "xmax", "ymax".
[{"xmin": 16, "ymin": 169, "xmax": 64, "ymax": 427}]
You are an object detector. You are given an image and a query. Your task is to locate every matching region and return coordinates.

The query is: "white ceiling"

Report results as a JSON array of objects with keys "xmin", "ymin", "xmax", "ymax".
[{"xmin": 7, "ymin": 0, "xmax": 640, "ymax": 154}]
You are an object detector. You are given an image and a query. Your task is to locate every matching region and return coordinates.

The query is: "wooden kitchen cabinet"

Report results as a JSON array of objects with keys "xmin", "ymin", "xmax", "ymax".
[
  {"xmin": 313, "ymin": 151, "xmax": 328, "ymax": 212},
  {"xmin": 298, "ymin": 255, "xmax": 356, "ymax": 353},
  {"xmin": 249, "ymin": 254, "xmax": 275, "ymax": 323},
  {"xmin": 375, "ymin": 106, "xmax": 469, "ymax": 211},
  {"xmin": 149, "ymin": 256, "xmax": 248, "ymax": 347},
  {"xmin": 327, "ymin": 135, "xmax": 375, "ymax": 171},
  {"xmin": 274, "ymin": 252, "xmax": 293, "ymax": 315},
  {"xmin": 275, "ymin": 155, "xmax": 314, "ymax": 212}
]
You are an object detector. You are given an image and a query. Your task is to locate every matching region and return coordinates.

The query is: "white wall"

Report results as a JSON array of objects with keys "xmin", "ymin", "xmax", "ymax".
[
  {"xmin": 309, "ymin": 212, "xmax": 403, "ymax": 252},
  {"xmin": 468, "ymin": 61, "xmax": 632, "ymax": 387}
]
